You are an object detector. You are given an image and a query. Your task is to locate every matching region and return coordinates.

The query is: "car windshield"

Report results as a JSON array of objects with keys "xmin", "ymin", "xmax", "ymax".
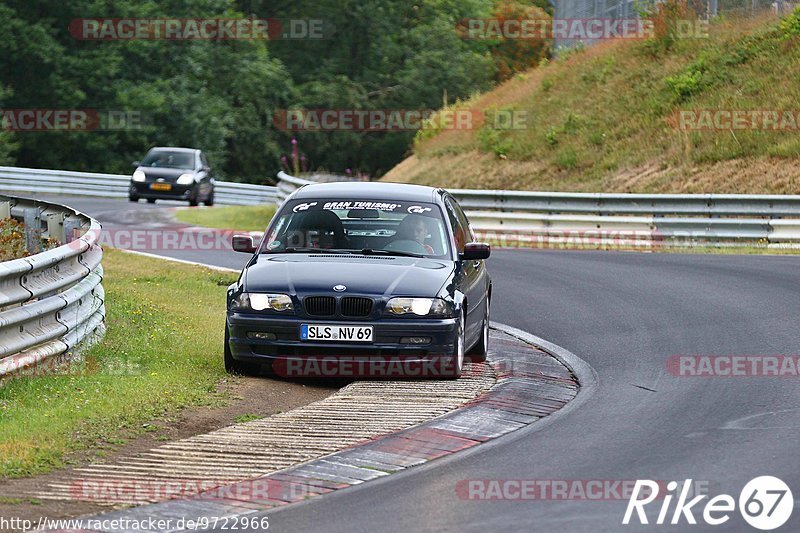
[
  {"xmin": 261, "ymin": 199, "xmax": 451, "ymax": 258},
  {"xmin": 141, "ymin": 150, "xmax": 195, "ymax": 169}
]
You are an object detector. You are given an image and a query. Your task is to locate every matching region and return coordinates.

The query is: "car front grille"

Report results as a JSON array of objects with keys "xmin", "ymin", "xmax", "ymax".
[
  {"xmin": 304, "ymin": 296, "xmax": 336, "ymax": 316},
  {"xmin": 341, "ymin": 297, "xmax": 373, "ymax": 317}
]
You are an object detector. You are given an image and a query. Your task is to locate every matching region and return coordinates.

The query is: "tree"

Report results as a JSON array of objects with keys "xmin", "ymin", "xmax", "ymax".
[
  {"xmin": 487, "ymin": 0, "xmax": 551, "ymax": 82},
  {"xmin": 0, "ymin": 0, "xmax": 292, "ymax": 181},
  {"xmin": 246, "ymin": 0, "xmax": 497, "ymax": 176},
  {"xmin": 0, "ymin": 83, "xmax": 17, "ymax": 165},
  {"xmin": 0, "ymin": 0, "xmax": 548, "ymax": 180}
]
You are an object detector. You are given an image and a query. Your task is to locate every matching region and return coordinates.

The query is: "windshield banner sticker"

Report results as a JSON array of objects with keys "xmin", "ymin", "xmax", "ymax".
[{"xmin": 322, "ymin": 201, "xmax": 401, "ymax": 211}]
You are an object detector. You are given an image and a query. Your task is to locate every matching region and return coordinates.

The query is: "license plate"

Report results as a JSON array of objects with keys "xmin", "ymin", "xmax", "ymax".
[
  {"xmin": 150, "ymin": 183, "xmax": 172, "ymax": 191},
  {"xmin": 301, "ymin": 324, "xmax": 373, "ymax": 342}
]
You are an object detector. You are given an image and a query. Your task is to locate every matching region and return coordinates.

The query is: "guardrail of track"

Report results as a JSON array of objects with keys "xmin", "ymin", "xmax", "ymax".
[
  {"xmin": 275, "ymin": 172, "xmax": 800, "ymax": 247},
  {"xmin": 0, "ymin": 166, "xmax": 278, "ymax": 206},
  {"xmin": 3, "ymin": 165, "xmax": 799, "ymax": 247},
  {"xmin": 0, "ymin": 194, "xmax": 106, "ymax": 383}
]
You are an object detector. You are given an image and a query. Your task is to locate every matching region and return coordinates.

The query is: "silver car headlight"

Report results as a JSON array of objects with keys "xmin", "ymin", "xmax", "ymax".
[
  {"xmin": 232, "ymin": 293, "xmax": 294, "ymax": 312},
  {"xmin": 177, "ymin": 173, "xmax": 194, "ymax": 185},
  {"xmin": 132, "ymin": 170, "xmax": 146, "ymax": 182},
  {"xmin": 386, "ymin": 297, "xmax": 453, "ymax": 317}
]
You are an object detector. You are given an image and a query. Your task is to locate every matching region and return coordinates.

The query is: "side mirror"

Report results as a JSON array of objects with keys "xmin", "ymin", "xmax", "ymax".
[
  {"xmin": 460, "ymin": 242, "xmax": 491, "ymax": 261},
  {"xmin": 132, "ymin": 161, "xmax": 141, "ymax": 168},
  {"xmin": 232, "ymin": 234, "xmax": 257, "ymax": 254}
]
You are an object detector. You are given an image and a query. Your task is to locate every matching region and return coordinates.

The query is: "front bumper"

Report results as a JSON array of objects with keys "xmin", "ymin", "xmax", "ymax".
[
  {"xmin": 130, "ymin": 182, "xmax": 194, "ymax": 200},
  {"xmin": 226, "ymin": 311, "xmax": 459, "ymax": 377}
]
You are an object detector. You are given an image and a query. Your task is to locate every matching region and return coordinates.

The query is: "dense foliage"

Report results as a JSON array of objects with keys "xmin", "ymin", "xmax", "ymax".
[
  {"xmin": 0, "ymin": 218, "xmax": 27, "ymax": 261},
  {"xmin": 0, "ymin": 0, "xmax": 549, "ymax": 182}
]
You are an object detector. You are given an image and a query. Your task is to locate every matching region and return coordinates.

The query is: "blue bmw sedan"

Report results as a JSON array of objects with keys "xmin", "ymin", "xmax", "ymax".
[{"xmin": 225, "ymin": 182, "xmax": 491, "ymax": 379}]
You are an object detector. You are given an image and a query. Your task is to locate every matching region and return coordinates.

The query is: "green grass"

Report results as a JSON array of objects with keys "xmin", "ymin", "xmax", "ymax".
[
  {"xmin": 384, "ymin": 10, "xmax": 800, "ymax": 194},
  {"xmin": 657, "ymin": 244, "xmax": 800, "ymax": 255},
  {"xmin": 0, "ymin": 249, "xmax": 238, "ymax": 478},
  {"xmin": 175, "ymin": 204, "xmax": 277, "ymax": 231},
  {"xmin": 234, "ymin": 414, "xmax": 263, "ymax": 424},
  {"xmin": 480, "ymin": 235, "xmax": 800, "ymax": 255}
]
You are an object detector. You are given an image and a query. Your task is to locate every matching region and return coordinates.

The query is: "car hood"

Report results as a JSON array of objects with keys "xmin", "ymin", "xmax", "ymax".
[
  {"xmin": 243, "ymin": 254, "xmax": 454, "ymax": 297},
  {"xmin": 138, "ymin": 167, "xmax": 193, "ymax": 180}
]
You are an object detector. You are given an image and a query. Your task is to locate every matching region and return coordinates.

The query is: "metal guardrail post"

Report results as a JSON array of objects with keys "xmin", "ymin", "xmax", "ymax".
[
  {"xmin": 23, "ymin": 207, "xmax": 42, "ymax": 254},
  {"xmin": 63, "ymin": 217, "xmax": 83, "ymax": 243},
  {"xmin": 47, "ymin": 212, "xmax": 65, "ymax": 243},
  {"xmin": 0, "ymin": 201, "xmax": 9, "ymax": 220}
]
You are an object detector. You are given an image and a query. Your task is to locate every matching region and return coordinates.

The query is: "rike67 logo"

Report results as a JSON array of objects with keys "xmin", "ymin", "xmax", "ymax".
[{"xmin": 623, "ymin": 477, "xmax": 793, "ymax": 530}]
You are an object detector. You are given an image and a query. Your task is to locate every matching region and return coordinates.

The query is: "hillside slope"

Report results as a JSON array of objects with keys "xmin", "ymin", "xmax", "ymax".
[{"xmin": 383, "ymin": 12, "xmax": 800, "ymax": 193}]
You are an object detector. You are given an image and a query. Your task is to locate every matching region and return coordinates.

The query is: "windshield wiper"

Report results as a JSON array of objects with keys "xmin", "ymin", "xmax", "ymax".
[
  {"xmin": 354, "ymin": 248, "xmax": 424, "ymax": 258},
  {"xmin": 264, "ymin": 247, "xmax": 423, "ymax": 258},
  {"xmin": 264, "ymin": 247, "xmax": 349, "ymax": 254}
]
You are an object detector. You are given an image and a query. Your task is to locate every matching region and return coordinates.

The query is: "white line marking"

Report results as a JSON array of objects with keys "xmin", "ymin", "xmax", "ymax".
[{"xmin": 116, "ymin": 249, "xmax": 239, "ymax": 272}]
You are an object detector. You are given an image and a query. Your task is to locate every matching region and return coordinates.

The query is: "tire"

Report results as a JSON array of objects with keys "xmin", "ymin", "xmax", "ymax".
[
  {"xmin": 224, "ymin": 327, "xmax": 260, "ymax": 376},
  {"xmin": 146, "ymin": 198, "xmax": 156, "ymax": 204},
  {"xmin": 129, "ymin": 195, "xmax": 139, "ymax": 202},
  {"xmin": 188, "ymin": 187, "xmax": 199, "ymax": 207},
  {"xmin": 468, "ymin": 297, "xmax": 490, "ymax": 363},
  {"xmin": 204, "ymin": 190, "xmax": 214, "ymax": 207},
  {"xmin": 442, "ymin": 311, "xmax": 465, "ymax": 379}
]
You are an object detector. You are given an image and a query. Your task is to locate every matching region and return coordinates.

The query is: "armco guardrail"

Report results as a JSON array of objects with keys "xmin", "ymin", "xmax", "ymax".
[
  {"xmin": 0, "ymin": 166, "xmax": 277, "ymax": 206},
  {"xmin": 0, "ymin": 194, "xmax": 105, "ymax": 383},
  {"xmin": 275, "ymin": 172, "xmax": 800, "ymax": 247}
]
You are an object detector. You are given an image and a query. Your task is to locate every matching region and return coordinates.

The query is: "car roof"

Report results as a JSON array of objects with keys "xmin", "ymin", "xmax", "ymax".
[
  {"xmin": 149, "ymin": 147, "xmax": 198, "ymax": 153},
  {"xmin": 291, "ymin": 182, "xmax": 442, "ymax": 203}
]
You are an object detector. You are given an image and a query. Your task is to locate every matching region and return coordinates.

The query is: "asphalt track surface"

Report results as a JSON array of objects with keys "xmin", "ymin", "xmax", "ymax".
[{"xmin": 40, "ymin": 196, "xmax": 800, "ymax": 531}]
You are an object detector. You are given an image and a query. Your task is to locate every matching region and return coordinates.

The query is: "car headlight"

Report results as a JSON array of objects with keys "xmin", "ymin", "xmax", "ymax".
[
  {"xmin": 386, "ymin": 297, "xmax": 453, "ymax": 317},
  {"xmin": 232, "ymin": 292, "xmax": 294, "ymax": 312},
  {"xmin": 177, "ymin": 173, "xmax": 195, "ymax": 185},
  {"xmin": 132, "ymin": 170, "xmax": 146, "ymax": 182}
]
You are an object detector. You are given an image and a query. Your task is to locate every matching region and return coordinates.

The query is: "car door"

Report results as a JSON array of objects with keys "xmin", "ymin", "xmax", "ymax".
[{"xmin": 444, "ymin": 195, "xmax": 487, "ymax": 345}]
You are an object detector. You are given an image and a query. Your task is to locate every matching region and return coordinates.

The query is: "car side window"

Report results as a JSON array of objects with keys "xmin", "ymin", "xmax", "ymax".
[
  {"xmin": 452, "ymin": 198, "xmax": 475, "ymax": 242},
  {"xmin": 200, "ymin": 152, "xmax": 209, "ymax": 169},
  {"xmin": 444, "ymin": 197, "xmax": 468, "ymax": 254}
]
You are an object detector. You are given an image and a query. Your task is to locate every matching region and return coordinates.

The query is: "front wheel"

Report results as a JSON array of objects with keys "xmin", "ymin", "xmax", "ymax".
[
  {"xmin": 128, "ymin": 195, "xmax": 139, "ymax": 202},
  {"xmin": 224, "ymin": 328, "xmax": 259, "ymax": 376},
  {"xmin": 188, "ymin": 187, "xmax": 199, "ymax": 207},
  {"xmin": 442, "ymin": 312, "xmax": 465, "ymax": 379},
  {"xmin": 468, "ymin": 298, "xmax": 490, "ymax": 363},
  {"xmin": 204, "ymin": 190, "xmax": 214, "ymax": 207}
]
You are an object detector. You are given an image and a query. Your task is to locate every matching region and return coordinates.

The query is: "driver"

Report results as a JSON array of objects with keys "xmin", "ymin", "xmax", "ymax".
[{"xmin": 395, "ymin": 214, "xmax": 434, "ymax": 254}]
